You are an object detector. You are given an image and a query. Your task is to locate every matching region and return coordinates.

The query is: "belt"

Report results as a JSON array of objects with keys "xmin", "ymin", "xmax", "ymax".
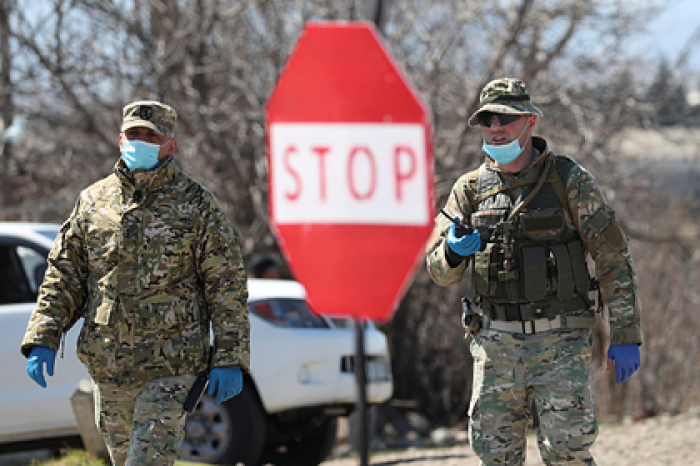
[{"xmin": 487, "ymin": 315, "xmax": 563, "ymax": 335}]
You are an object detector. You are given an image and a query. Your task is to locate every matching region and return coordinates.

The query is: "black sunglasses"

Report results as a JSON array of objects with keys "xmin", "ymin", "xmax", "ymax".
[{"xmin": 478, "ymin": 112, "xmax": 523, "ymax": 127}]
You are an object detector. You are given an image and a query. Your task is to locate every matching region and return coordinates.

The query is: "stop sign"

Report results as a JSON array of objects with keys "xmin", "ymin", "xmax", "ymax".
[{"xmin": 266, "ymin": 21, "xmax": 433, "ymax": 322}]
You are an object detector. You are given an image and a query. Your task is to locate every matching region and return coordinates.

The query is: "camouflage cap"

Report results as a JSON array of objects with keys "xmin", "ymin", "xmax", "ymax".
[
  {"xmin": 121, "ymin": 100, "xmax": 177, "ymax": 135},
  {"xmin": 468, "ymin": 78, "xmax": 543, "ymax": 127}
]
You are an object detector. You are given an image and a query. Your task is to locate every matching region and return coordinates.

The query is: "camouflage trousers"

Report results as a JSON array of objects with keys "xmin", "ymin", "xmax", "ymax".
[
  {"xmin": 468, "ymin": 328, "xmax": 598, "ymax": 466},
  {"xmin": 93, "ymin": 375, "xmax": 195, "ymax": 466}
]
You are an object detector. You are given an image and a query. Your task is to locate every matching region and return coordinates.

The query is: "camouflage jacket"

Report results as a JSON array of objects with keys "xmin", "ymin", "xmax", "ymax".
[
  {"xmin": 426, "ymin": 137, "xmax": 642, "ymax": 346},
  {"xmin": 21, "ymin": 157, "xmax": 250, "ymax": 384}
]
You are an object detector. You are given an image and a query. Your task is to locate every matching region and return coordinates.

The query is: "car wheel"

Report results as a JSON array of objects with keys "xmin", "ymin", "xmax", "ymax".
[
  {"xmin": 260, "ymin": 417, "xmax": 338, "ymax": 466},
  {"xmin": 178, "ymin": 386, "xmax": 265, "ymax": 465}
]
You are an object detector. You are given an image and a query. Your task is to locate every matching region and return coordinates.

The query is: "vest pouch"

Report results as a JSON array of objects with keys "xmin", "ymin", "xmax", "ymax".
[
  {"xmin": 471, "ymin": 209, "xmax": 508, "ymax": 240},
  {"xmin": 473, "ymin": 243, "xmax": 499, "ymax": 296},
  {"xmin": 519, "ymin": 208, "xmax": 565, "ymax": 241},
  {"xmin": 549, "ymin": 243, "xmax": 574, "ymax": 300},
  {"xmin": 520, "ymin": 245, "xmax": 548, "ymax": 301},
  {"xmin": 566, "ymin": 240, "xmax": 591, "ymax": 294}
]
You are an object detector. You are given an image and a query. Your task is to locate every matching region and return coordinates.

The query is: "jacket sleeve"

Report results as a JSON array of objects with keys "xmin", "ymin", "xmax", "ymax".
[
  {"xmin": 566, "ymin": 164, "xmax": 643, "ymax": 346},
  {"xmin": 21, "ymin": 199, "xmax": 89, "ymax": 357},
  {"xmin": 196, "ymin": 192, "xmax": 250, "ymax": 372},
  {"xmin": 426, "ymin": 173, "xmax": 475, "ymax": 286}
]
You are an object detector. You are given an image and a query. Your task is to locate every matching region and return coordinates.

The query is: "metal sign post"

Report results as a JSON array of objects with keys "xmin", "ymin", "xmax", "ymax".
[
  {"xmin": 354, "ymin": 319, "xmax": 369, "ymax": 466},
  {"xmin": 266, "ymin": 21, "xmax": 433, "ymax": 466}
]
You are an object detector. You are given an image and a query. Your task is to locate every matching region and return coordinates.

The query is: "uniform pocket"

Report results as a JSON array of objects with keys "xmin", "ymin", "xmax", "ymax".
[
  {"xmin": 76, "ymin": 320, "xmax": 118, "ymax": 380},
  {"xmin": 141, "ymin": 215, "xmax": 197, "ymax": 289},
  {"xmin": 134, "ymin": 295, "xmax": 206, "ymax": 374},
  {"xmin": 519, "ymin": 208, "xmax": 565, "ymax": 241}
]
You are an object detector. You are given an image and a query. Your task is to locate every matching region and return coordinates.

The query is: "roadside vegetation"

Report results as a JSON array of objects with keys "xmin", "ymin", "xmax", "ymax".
[
  {"xmin": 30, "ymin": 450, "xmax": 104, "ymax": 466},
  {"xmin": 30, "ymin": 449, "xmax": 208, "ymax": 466}
]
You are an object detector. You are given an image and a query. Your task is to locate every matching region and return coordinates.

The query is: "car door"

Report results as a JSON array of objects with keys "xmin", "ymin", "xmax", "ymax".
[{"xmin": 0, "ymin": 233, "xmax": 90, "ymax": 443}]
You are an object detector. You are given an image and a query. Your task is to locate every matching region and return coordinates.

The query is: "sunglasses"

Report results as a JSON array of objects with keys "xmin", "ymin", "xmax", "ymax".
[{"xmin": 478, "ymin": 112, "xmax": 523, "ymax": 127}]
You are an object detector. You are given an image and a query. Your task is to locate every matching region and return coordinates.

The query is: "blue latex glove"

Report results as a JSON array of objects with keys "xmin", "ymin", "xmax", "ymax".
[
  {"xmin": 446, "ymin": 219, "xmax": 481, "ymax": 257},
  {"xmin": 207, "ymin": 367, "xmax": 243, "ymax": 405},
  {"xmin": 27, "ymin": 346, "xmax": 56, "ymax": 388},
  {"xmin": 607, "ymin": 344, "xmax": 640, "ymax": 384}
]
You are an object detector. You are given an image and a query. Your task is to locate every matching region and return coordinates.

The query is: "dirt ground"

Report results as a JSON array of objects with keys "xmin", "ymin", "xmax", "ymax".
[{"xmin": 322, "ymin": 407, "xmax": 700, "ymax": 465}]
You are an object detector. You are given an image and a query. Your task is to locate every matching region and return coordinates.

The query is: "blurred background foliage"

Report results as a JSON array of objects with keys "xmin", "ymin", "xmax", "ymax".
[{"xmin": 1, "ymin": 0, "xmax": 699, "ymax": 427}]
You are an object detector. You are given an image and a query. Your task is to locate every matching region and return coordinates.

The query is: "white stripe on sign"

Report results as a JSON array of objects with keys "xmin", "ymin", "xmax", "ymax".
[{"xmin": 270, "ymin": 123, "xmax": 429, "ymax": 225}]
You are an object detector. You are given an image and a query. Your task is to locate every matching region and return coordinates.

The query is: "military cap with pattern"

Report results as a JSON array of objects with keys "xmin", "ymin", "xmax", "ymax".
[
  {"xmin": 468, "ymin": 78, "xmax": 543, "ymax": 127},
  {"xmin": 121, "ymin": 100, "xmax": 177, "ymax": 136}
]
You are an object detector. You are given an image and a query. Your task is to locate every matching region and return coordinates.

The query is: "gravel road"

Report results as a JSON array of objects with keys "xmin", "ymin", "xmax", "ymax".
[{"xmin": 322, "ymin": 407, "xmax": 700, "ymax": 465}]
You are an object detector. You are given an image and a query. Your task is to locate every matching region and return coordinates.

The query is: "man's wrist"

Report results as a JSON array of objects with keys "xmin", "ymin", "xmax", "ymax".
[{"xmin": 444, "ymin": 243, "xmax": 465, "ymax": 268}]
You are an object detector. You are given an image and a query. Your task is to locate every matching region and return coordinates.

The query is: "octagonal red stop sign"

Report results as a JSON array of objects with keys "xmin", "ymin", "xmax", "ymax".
[{"xmin": 266, "ymin": 21, "xmax": 433, "ymax": 322}]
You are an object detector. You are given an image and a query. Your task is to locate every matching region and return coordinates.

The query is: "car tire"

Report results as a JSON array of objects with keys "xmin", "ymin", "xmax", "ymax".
[
  {"xmin": 259, "ymin": 417, "xmax": 338, "ymax": 466},
  {"xmin": 178, "ymin": 385, "xmax": 265, "ymax": 465}
]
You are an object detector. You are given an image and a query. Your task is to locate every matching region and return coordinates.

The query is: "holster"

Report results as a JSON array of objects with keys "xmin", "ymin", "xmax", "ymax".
[{"xmin": 461, "ymin": 297, "xmax": 482, "ymax": 338}]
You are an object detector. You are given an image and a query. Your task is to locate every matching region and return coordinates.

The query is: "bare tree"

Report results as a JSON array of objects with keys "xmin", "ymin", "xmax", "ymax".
[{"xmin": 2, "ymin": 0, "xmax": 697, "ymax": 428}]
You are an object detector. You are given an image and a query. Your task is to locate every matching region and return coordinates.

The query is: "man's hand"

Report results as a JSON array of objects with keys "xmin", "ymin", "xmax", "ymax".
[
  {"xmin": 607, "ymin": 344, "xmax": 640, "ymax": 384},
  {"xmin": 207, "ymin": 367, "xmax": 243, "ymax": 405},
  {"xmin": 27, "ymin": 346, "xmax": 56, "ymax": 388},
  {"xmin": 446, "ymin": 219, "xmax": 481, "ymax": 257}
]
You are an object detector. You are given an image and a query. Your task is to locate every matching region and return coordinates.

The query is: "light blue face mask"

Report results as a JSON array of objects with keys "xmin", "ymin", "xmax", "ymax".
[
  {"xmin": 481, "ymin": 121, "xmax": 530, "ymax": 165},
  {"xmin": 120, "ymin": 136, "xmax": 171, "ymax": 171}
]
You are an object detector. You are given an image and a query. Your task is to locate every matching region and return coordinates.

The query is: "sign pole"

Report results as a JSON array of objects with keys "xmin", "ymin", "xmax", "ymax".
[
  {"xmin": 354, "ymin": 319, "xmax": 369, "ymax": 466},
  {"xmin": 266, "ymin": 22, "xmax": 434, "ymax": 465}
]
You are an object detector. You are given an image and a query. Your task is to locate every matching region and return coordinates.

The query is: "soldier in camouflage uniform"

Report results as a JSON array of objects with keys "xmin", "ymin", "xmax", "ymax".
[
  {"xmin": 21, "ymin": 100, "xmax": 250, "ymax": 466},
  {"xmin": 426, "ymin": 79, "xmax": 643, "ymax": 465}
]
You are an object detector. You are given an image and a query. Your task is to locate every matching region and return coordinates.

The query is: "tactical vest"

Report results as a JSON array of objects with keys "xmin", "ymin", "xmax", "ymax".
[{"xmin": 466, "ymin": 153, "xmax": 594, "ymax": 323}]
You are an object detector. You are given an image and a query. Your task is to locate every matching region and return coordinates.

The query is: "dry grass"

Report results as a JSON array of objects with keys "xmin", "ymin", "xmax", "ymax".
[{"xmin": 31, "ymin": 450, "xmax": 208, "ymax": 466}]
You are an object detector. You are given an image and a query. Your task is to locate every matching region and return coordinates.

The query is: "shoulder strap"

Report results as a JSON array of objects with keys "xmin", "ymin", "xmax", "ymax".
[
  {"xmin": 474, "ymin": 176, "xmax": 540, "ymax": 203},
  {"xmin": 507, "ymin": 154, "xmax": 554, "ymax": 221},
  {"xmin": 467, "ymin": 153, "xmax": 577, "ymax": 222},
  {"xmin": 546, "ymin": 153, "xmax": 577, "ymax": 225},
  {"xmin": 464, "ymin": 169, "xmax": 480, "ymax": 210}
]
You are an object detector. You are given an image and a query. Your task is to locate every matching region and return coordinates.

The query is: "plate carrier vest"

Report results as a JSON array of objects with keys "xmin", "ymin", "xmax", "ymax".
[{"xmin": 465, "ymin": 152, "xmax": 598, "ymax": 326}]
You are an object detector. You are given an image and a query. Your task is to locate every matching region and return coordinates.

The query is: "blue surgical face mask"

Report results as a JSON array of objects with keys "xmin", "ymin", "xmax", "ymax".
[
  {"xmin": 481, "ymin": 121, "xmax": 530, "ymax": 165},
  {"xmin": 120, "ymin": 135, "xmax": 171, "ymax": 171}
]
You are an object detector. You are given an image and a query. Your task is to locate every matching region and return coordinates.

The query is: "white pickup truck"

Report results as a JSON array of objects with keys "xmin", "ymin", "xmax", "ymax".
[
  {"xmin": 0, "ymin": 222, "xmax": 393, "ymax": 465},
  {"xmin": 0, "ymin": 222, "xmax": 90, "ymax": 450}
]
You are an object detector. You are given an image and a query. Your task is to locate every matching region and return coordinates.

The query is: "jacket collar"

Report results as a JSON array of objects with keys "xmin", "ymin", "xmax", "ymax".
[{"xmin": 114, "ymin": 156, "xmax": 180, "ymax": 193}]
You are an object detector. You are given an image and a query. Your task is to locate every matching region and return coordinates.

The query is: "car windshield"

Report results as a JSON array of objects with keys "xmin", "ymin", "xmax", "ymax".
[{"xmin": 36, "ymin": 229, "xmax": 59, "ymax": 242}]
